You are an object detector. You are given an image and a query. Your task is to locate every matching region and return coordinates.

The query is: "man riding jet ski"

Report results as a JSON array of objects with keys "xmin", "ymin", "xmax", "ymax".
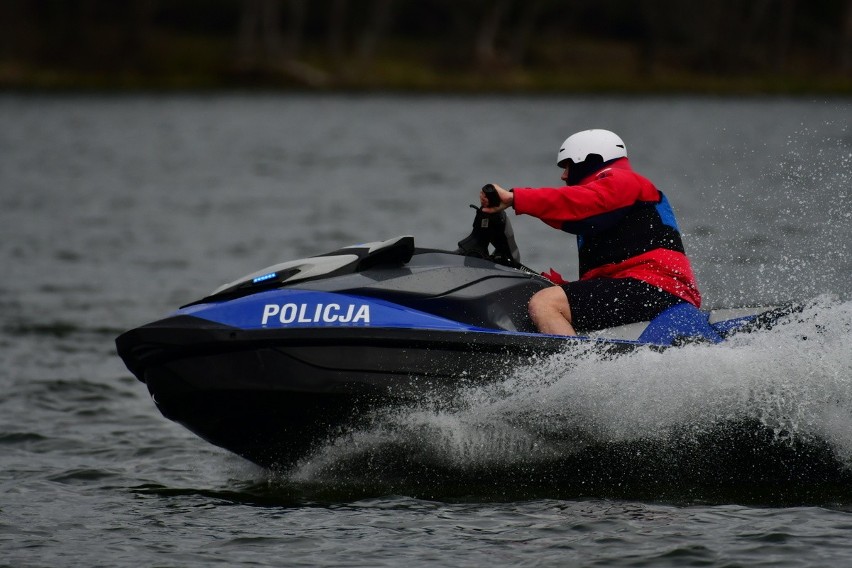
[
  {"xmin": 115, "ymin": 132, "xmax": 791, "ymax": 469},
  {"xmin": 482, "ymin": 129, "xmax": 700, "ymax": 337}
]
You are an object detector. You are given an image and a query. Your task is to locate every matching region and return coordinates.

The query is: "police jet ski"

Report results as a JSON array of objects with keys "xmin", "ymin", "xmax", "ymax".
[{"xmin": 116, "ymin": 193, "xmax": 789, "ymax": 469}]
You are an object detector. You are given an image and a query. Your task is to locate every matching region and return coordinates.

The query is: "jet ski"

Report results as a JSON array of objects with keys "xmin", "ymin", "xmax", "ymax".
[{"xmin": 116, "ymin": 198, "xmax": 790, "ymax": 469}]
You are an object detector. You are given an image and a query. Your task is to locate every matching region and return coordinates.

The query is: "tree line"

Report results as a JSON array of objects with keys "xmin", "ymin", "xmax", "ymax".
[{"xmin": 1, "ymin": 0, "xmax": 850, "ymax": 90}]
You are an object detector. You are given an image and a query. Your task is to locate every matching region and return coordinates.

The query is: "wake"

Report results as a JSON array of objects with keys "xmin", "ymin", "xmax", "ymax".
[{"xmin": 287, "ymin": 296, "xmax": 852, "ymax": 503}]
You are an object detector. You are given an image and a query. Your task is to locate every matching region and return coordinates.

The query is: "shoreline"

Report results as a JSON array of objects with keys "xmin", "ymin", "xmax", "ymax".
[{"xmin": 2, "ymin": 64, "xmax": 850, "ymax": 96}]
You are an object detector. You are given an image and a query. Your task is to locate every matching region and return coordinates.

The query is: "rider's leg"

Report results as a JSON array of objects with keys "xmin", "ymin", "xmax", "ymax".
[{"xmin": 528, "ymin": 286, "xmax": 576, "ymax": 336}]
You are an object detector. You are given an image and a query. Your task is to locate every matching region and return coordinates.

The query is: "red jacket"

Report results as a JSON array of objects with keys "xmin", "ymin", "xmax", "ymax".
[{"xmin": 512, "ymin": 158, "xmax": 702, "ymax": 307}]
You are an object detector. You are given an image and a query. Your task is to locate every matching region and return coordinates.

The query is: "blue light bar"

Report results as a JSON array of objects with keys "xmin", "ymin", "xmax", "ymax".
[{"xmin": 252, "ymin": 272, "xmax": 277, "ymax": 284}]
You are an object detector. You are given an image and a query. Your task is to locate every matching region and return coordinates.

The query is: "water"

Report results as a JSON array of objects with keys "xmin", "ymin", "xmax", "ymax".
[{"xmin": 1, "ymin": 93, "xmax": 851, "ymax": 566}]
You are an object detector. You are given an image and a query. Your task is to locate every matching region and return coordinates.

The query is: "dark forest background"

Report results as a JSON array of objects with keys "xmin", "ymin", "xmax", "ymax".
[{"xmin": 1, "ymin": 0, "xmax": 850, "ymax": 92}]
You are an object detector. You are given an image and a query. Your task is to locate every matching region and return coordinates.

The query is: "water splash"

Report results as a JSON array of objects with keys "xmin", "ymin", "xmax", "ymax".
[
  {"xmin": 288, "ymin": 297, "xmax": 852, "ymax": 501},
  {"xmin": 694, "ymin": 118, "xmax": 851, "ymax": 307}
]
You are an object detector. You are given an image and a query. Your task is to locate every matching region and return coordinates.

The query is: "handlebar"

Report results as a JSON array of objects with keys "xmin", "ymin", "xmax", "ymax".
[{"xmin": 481, "ymin": 184, "xmax": 501, "ymax": 208}]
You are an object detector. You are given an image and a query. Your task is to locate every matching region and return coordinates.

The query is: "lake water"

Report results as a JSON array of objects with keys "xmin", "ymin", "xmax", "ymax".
[{"xmin": 1, "ymin": 93, "xmax": 851, "ymax": 566}]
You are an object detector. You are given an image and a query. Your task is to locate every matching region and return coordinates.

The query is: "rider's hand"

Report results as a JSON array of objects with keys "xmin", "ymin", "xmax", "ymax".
[{"xmin": 480, "ymin": 184, "xmax": 514, "ymax": 214}]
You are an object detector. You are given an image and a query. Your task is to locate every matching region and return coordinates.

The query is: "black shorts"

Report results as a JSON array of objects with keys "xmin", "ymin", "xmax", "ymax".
[{"xmin": 562, "ymin": 277, "xmax": 684, "ymax": 332}]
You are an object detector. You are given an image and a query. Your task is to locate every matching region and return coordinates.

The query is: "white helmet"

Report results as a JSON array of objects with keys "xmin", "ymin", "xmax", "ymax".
[{"xmin": 557, "ymin": 129, "xmax": 626, "ymax": 167}]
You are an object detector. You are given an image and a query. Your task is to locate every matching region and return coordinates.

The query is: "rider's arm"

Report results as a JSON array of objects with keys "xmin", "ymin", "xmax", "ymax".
[{"xmin": 512, "ymin": 171, "xmax": 655, "ymax": 230}]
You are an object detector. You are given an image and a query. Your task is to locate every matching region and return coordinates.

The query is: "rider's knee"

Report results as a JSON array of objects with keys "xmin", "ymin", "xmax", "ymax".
[{"xmin": 528, "ymin": 286, "xmax": 570, "ymax": 319}]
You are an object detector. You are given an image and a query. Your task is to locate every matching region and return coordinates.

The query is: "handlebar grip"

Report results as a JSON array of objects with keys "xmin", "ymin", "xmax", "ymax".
[{"xmin": 482, "ymin": 184, "xmax": 500, "ymax": 208}]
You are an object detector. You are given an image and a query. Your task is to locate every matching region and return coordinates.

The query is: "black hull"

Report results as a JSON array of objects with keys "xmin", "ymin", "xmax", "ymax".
[{"xmin": 117, "ymin": 315, "xmax": 633, "ymax": 468}]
